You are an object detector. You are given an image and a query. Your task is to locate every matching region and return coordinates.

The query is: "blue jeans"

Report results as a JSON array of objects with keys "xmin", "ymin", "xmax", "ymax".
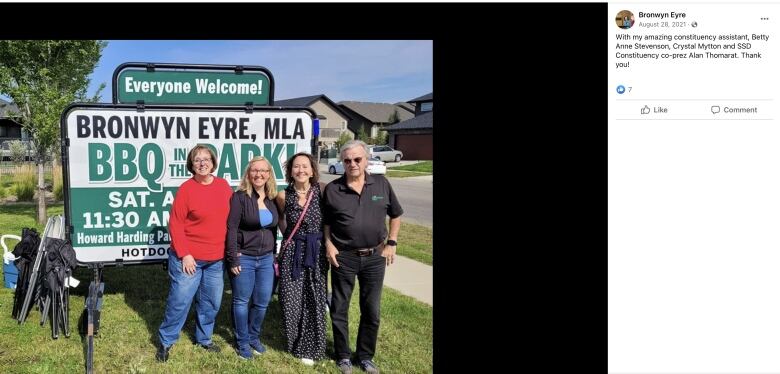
[
  {"xmin": 230, "ymin": 253, "xmax": 274, "ymax": 349},
  {"xmin": 158, "ymin": 253, "xmax": 224, "ymax": 348}
]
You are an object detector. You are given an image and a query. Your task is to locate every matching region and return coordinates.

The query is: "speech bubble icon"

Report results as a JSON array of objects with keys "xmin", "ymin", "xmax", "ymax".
[{"xmin": 711, "ymin": 105, "xmax": 721, "ymax": 114}]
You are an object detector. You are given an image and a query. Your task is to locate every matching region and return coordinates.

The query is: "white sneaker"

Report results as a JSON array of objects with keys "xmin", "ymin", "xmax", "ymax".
[{"xmin": 301, "ymin": 358, "xmax": 315, "ymax": 366}]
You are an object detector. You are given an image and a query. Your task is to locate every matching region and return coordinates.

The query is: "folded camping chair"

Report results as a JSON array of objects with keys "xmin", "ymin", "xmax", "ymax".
[
  {"xmin": 17, "ymin": 216, "xmax": 62, "ymax": 324},
  {"xmin": 11, "ymin": 228, "xmax": 40, "ymax": 320},
  {"xmin": 39, "ymin": 237, "xmax": 77, "ymax": 338}
]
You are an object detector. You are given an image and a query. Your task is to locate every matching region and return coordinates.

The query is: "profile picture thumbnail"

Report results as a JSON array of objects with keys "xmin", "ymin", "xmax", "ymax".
[{"xmin": 615, "ymin": 10, "xmax": 635, "ymax": 29}]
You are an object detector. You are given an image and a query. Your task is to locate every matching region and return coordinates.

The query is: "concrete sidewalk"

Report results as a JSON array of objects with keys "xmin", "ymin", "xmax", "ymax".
[
  {"xmin": 403, "ymin": 175, "xmax": 433, "ymax": 182},
  {"xmin": 383, "ymin": 255, "xmax": 432, "ymax": 306}
]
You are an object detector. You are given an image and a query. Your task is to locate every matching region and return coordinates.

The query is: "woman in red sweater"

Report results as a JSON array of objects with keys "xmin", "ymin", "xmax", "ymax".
[{"xmin": 156, "ymin": 145, "xmax": 233, "ymax": 362}]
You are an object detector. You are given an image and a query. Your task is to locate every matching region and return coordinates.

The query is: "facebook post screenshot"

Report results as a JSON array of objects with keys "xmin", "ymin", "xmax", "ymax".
[{"xmin": 608, "ymin": 1, "xmax": 780, "ymax": 373}]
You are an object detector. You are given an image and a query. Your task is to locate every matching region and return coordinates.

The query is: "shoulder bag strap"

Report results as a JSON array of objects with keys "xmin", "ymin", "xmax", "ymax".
[{"xmin": 283, "ymin": 188, "xmax": 315, "ymax": 248}]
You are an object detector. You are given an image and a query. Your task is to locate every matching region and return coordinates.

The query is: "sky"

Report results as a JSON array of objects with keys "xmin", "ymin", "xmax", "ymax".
[{"xmin": 86, "ymin": 40, "xmax": 432, "ymax": 105}]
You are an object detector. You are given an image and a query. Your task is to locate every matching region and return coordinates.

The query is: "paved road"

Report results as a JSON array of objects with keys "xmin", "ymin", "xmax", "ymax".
[{"xmin": 318, "ymin": 163, "xmax": 432, "ymax": 228}]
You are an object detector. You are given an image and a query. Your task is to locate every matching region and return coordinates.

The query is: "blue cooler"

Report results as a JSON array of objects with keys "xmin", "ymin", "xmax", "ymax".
[{"xmin": 3, "ymin": 261, "xmax": 18, "ymax": 289}]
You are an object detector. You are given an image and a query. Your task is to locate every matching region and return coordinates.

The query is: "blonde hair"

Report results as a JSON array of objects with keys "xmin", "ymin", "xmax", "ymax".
[{"xmin": 238, "ymin": 156, "xmax": 278, "ymax": 200}]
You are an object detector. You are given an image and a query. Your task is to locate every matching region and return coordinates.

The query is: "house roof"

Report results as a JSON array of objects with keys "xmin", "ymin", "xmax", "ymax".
[
  {"xmin": 395, "ymin": 102, "xmax": 415, "ymax": 113},
  {"xmin": 408, "ymin": 92, "xmax": 432, "ymax": 103},
  {"xmin": 337, "ymin": 101, "xmax": 415, "ymax": 124},
  {"xmin": 384, "ymin": 111, "xmax": 433, "ymax": 131},
  {"xmin": 274, "ymin": 94, "xmax": 353, "ymax": 121},
  {"xmin": 273, "ymin": 95, "xmax": 321, "ymax": 107},
  {"xmin": 0, "ymin": 98, "xmax": 20, "ymax": 118}
]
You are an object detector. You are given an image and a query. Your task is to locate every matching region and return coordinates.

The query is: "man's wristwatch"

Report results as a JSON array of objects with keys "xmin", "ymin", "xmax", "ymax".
[{"xmin": 386, "ymin": 239, "xmax": 397, "ymax": 246}]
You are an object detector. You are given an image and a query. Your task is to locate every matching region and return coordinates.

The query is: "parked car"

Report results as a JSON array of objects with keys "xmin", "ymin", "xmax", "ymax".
[
  {"xmin": 328, "ymin": 156, "xmax": 387, "ymax": 175},
  {"xmin": 367, "ymin": 145, "xmax": 403, "ymax": 162}
]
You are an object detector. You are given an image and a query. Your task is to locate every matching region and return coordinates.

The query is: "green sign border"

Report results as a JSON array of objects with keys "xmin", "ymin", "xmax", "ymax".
[
  {"xmin": 60, "ymin": 102, "xmax": 317, "ymax": 266},
  {"xmin": 112, "ymin": 62, "xmax": 274, "ymax": 106}
]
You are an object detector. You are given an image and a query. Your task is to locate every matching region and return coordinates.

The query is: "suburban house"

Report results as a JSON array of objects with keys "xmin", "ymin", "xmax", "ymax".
[
  {"xmin": 337, "ymin": 101, "xmax": 415, "ymax": 140},
  {"xmin": 0, "ymin": 98, "xmax": 26, "ymax": 143},
  {"xmin": 274, "ymin": 94, "xmax": 354, "ymax": 149},
  {"xmin": 0, "ymin": 98, "xmax": 32, "ymax": 160},
  {"xmin": 383, "ymin": 92, "xmax": 433, "ymax": 160}
]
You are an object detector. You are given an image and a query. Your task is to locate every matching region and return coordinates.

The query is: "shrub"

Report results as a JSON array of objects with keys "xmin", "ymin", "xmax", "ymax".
[
  {"xmin": 53, "ymin": 164, "xmax": 63, "ymax": 201},
  {"xmin": 9, "ymin": 140, "xmax": 28, "ymax": 163},
  {"xmin": 12, "ymin": 164, "xmax": 36, "ymax": 201}
]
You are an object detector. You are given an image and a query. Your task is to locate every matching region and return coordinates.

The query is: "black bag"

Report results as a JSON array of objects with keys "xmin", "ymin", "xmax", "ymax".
[{"xmin": 12, "ymin": 227, "xmax": 40, "ymax": 260}]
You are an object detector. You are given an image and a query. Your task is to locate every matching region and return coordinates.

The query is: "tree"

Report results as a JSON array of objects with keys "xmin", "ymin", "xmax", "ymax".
[
  {"xmin": 367, "ymin": 109, "xmax": 399, "ymax": 145},
  {"xmin": 335, "ymin": 131, "xmax": 353, "ymax": 151},
  {"xmin": 372, "ymin": 131, "xmax": 388, "ymax": 145},
  {"xmin": 357, "ymin": 125, "xmax": 370, "ymax": 143},
  {"xmin": 388, "ymin": 108, "xmax": 400, "ymax": 125},
  {"xmin": 0, "ymin": 40, "xmax": 106, "ymax": 224}
]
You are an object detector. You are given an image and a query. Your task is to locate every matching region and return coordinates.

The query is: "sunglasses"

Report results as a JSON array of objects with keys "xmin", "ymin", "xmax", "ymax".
[{"xmin": 343, "ymin": 157, "xmax": 363, "ymax": 165}]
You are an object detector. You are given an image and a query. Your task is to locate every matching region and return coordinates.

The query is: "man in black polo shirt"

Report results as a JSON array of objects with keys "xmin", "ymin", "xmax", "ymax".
[{"xmin": 323, "ymin": 140, "xmax": 403, "ymax": 374}]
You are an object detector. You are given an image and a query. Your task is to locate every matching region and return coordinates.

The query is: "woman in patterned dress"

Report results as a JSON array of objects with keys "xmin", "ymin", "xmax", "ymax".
[{"xmin": 275, "ymin": 152, "xmax": 329, "ymax": 366}]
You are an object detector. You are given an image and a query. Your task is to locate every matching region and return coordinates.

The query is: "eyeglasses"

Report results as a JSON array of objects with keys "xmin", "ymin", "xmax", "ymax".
[
  {"xmin": 250, "ymin": 169, "xmax": 271, "ymax": 174},
  {"xmin": 193, "ymin": 159, "xmax": 212, "ymax": 164},
  {"xmin": 343, "ymin": 157, "xmax": 363, "ymax": 165}
]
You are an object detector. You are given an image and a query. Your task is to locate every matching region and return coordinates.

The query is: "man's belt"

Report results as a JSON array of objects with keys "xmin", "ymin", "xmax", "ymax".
[{"xmin": 339, "ymin": 243, "xmax": 382, "ymax": 257}]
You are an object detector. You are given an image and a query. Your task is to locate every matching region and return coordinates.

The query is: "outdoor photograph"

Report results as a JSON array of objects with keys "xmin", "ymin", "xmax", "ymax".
[{"xmin": 0, "ymin": 40, "xmax": 433, "ymax": 373}]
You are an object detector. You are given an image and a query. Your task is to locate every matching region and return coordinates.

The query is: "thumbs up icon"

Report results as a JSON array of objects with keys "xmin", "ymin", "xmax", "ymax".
[{"xmin": 641, "ymin": 105, "xmax": 650, "ymax": 115}]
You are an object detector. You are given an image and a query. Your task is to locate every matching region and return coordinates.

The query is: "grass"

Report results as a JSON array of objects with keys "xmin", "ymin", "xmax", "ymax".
[
  {"xmin": 0, "ymin": 203, "xmax": 433, "ymax": 373},
  {"xmin": 395, "ymin": 222, "xmax": 433, "ymax": 265},
  {"xmin": 0, "ymin": 163, "xmax": 57, "ymax": 201},
  {"xmin": 0, "ymin": 173, "xmax": 12, "ymax": 189},
  {"xmin": 0, "ymin": 203, "xmax": 64, "ymax": 234},
  {"xmin": 386, "ymin": 161, "xmax": 432, "ymax": 178},
  {"xmin": 52, "ymin": 165, "xmax": 63, "ymax": 201},
  {"xmin": 12, "ymin": 165, "xmax": 36, "ymax": 201},
  {"xmin": 388, "ymin": 161, "xmax": 433, "ymax": 173}
]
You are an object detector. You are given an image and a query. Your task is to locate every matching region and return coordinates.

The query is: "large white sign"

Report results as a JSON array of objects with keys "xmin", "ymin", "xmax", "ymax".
[{"xmin": 63, "ymin": 105, "xmax": 312, "ymax": 264}]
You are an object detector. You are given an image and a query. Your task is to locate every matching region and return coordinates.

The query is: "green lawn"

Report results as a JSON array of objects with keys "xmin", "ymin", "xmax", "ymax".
[
  {"xmin": 0, "ymin": 166, "xmax": 57, "ymax": 202},
  {"xmin": 0, "ymin": 203, "xmax": 433, "ymax": 373},
  {"xmin": 0, "ymin": 203, "xmax": 64, "ymax": 234},
  {"xmin": 395, "ymin": 222, "xmax": 433, "ymax": 265},
  {"xmin": 0, "ymin": 173, "xmax": 12, "ymax": 189},
  {"xmin": 386, "ymin": 161, "xmax": 432, "ymax": 178}
]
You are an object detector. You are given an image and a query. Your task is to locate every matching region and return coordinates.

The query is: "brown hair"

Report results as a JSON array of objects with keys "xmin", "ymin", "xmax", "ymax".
[
  {"xmin": 186, "ymin": 145, "xmax": 218, "ymax": 174},
  {"xmin": 283, "ymin": 152, "xmax": 319, "ymax": 185}
]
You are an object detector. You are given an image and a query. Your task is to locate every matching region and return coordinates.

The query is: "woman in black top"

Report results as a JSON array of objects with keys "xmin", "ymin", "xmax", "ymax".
[{"xmin": 225, "ymin": 156, "xmax": 280, "ymax": 360}]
